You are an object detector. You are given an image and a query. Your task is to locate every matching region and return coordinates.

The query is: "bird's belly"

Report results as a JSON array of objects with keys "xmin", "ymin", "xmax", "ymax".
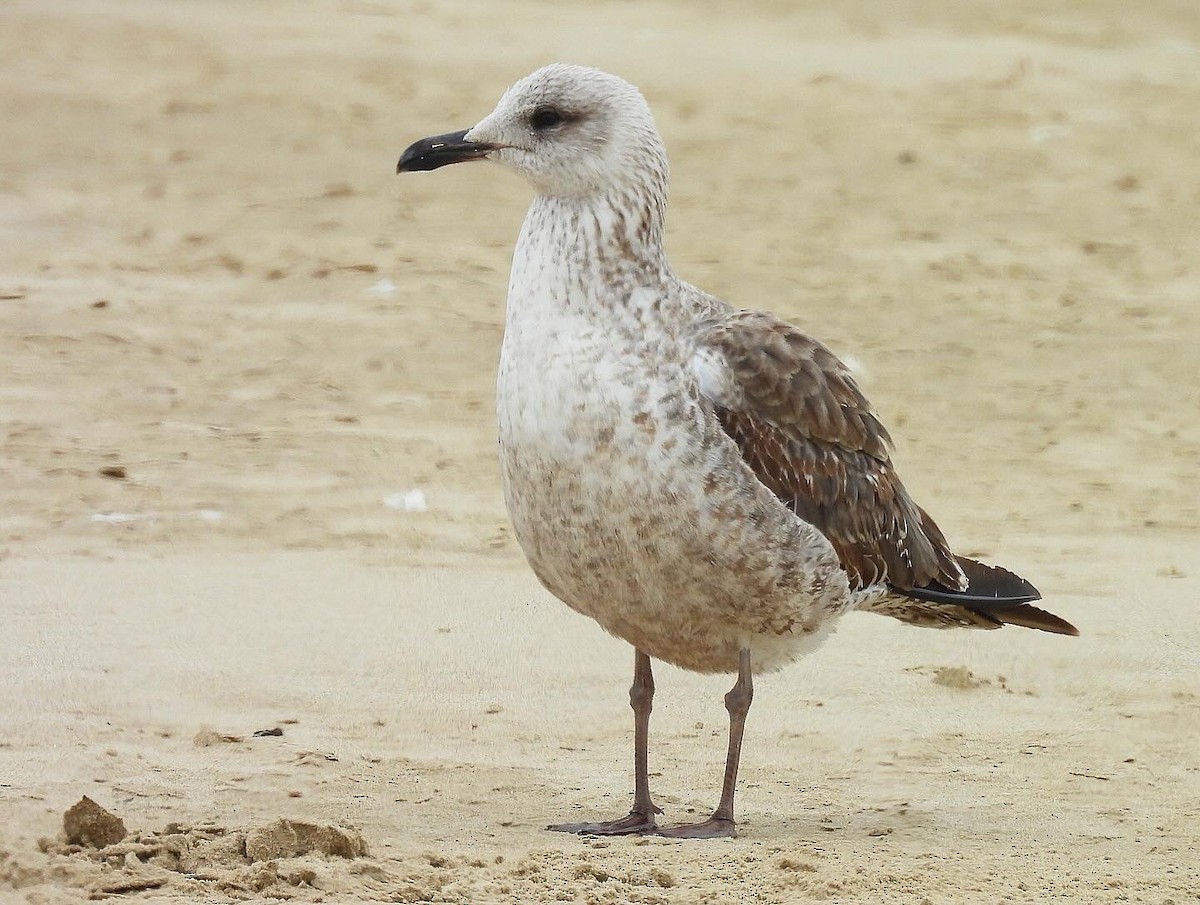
[{"xmin": 496, "ymin": 333, "xmax": 849, "ymax": 674}]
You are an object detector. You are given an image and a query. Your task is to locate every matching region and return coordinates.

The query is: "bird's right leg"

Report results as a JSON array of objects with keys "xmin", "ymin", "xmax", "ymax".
[{"xmin": 548, "ymin": 648, "xmax": 662, "ymax": 835}]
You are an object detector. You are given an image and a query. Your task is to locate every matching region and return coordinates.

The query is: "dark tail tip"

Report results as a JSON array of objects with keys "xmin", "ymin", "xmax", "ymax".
[
  {"xmin": 898, "ymin": 556, "xmax": 1078, "ymax": 636},
  {"xmin": 988, "ymin": 602, "xmax": 1079, "ymax": 636}
]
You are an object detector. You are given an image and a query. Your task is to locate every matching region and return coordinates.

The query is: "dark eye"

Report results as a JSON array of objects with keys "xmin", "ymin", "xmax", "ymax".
[{"xmin": 530, "ymin": 106, "xmax": 565, "ymax": 131}]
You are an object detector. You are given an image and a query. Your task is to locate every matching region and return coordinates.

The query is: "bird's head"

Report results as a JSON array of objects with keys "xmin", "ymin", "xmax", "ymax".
[{"xmin": 397, "ymin": 64, "xmax": 668, "ymax": 202}]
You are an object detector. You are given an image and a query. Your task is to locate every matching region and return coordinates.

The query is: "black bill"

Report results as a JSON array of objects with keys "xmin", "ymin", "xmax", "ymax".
[{"xmin": 396, "ymin": 129, "xmax": 495, "ymax": 173}]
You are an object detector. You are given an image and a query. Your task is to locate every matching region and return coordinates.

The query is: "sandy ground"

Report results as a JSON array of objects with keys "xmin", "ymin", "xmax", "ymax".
[{"xmin": 2, "ymin": 0, "xmax": 1198, "ymax": 902}]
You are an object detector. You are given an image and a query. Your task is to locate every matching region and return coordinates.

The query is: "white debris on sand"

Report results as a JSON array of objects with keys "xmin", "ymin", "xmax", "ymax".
[{"xmin": 383, "ymin": 489, "xmax": 427, "ymax": 512}]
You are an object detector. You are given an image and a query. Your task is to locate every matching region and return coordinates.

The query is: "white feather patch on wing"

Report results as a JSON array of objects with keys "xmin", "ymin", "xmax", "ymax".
[{"xmin": 690, "ymin": 345, "xmax": 740, "ymax": 407}]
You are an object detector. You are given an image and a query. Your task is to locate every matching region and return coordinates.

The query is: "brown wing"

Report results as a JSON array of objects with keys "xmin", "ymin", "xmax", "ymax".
[{"xmin": 693, "ymin": 309, "xmax": 966, "ymax": 593}]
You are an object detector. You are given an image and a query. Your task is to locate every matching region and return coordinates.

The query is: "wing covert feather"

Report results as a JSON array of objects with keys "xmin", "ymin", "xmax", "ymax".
[{"xmin": 692, "ymin": 309, "xmax": 965, "ymax": 593}]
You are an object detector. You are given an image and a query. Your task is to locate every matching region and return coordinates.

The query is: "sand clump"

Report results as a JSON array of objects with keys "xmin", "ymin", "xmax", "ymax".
[
  {"xmin": 245, "ymin": 818, "xmax": 369, "ymax": 861},
  {"xmin": 35, "ymin": 801, "xmax": 371, "ymax": 900},
  {"xmin": 61, "ymin": 797, "xmax": 126, "ymax": 849}
]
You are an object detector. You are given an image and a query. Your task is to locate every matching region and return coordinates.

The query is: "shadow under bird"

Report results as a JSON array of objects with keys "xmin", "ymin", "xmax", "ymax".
[{"xmin": 396, "ymin": 64, "xmax": 1077, "ymax": 839}]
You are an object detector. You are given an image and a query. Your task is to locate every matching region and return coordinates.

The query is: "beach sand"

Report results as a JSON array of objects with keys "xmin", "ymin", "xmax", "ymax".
[{"xmin": 2, "ymin": 1, "xmax": 1197, "ymax": 901}]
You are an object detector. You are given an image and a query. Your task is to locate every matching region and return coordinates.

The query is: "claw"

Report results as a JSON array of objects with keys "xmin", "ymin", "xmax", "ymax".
[
  {"xmin": 654, "ymin": 816, "xmax": 736, "ymax": 839},
  {"xmin": 548, "ymin": 811, "xmax": 660, "ymax": 836}
]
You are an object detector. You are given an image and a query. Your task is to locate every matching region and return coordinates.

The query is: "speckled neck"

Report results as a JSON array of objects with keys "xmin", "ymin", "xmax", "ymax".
[{"xmin": 508, "ymin": 185, "xmax": 686, "ymax": 342}]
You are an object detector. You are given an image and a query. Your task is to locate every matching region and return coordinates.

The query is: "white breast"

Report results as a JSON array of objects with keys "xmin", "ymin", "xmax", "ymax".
[{"xmin": 490, "ymin": 200, "xmax": 850, "ymax": 676}]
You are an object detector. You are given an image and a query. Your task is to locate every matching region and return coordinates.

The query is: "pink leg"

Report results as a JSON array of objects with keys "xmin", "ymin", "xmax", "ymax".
[
  {"xmin": 657, "ymin": 647, "xmax": 753, "ymax": 839},
  {"xmin": 548, "ymin": 649, "xmax": 661, "ymax": 835}
]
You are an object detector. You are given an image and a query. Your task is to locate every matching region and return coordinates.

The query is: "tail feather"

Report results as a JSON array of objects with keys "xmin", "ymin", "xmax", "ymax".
[
  {"xmin": 886, "ymin": 556, "xmax": 1078, "ymax": 636},
  {"xmin": 984, "ymin": 602, "xmax": 1079, "ymax": 635}
]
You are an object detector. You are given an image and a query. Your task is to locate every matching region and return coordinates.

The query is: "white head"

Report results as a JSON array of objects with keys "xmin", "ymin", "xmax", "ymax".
[{"xmin": 398, "ymin": 64, "xmax": 669, "ymax": 203}]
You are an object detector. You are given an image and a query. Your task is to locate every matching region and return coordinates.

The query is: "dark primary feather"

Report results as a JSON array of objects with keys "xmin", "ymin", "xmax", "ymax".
[{"xmin": 694, "ymin": 309, "xmax": 1077, "ymax": 636}]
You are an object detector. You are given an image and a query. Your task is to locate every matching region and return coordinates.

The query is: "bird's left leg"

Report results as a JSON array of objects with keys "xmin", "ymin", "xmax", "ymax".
[
  {"xmin": 657, "ymin": 647, "xmax": 753, "ymax": 839},
  {"xmin": 548, "ymin": 648, "xmax": 662, "ymax": 835}
]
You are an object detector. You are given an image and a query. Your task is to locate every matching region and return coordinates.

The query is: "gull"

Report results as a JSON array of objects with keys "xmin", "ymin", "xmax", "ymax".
[{"xmin": 396, "ymin": 64, "xmax": 1077, "ymax": 839}]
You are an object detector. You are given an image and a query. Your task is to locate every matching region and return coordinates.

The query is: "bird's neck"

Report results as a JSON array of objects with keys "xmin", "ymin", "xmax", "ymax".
[
  {"xmin": 539, "ymin": 185, "xmax": 666, "ymax": 257},
  {"xmin": 510, "ymin": 189, "xmax": 677, "ymax": 326}
]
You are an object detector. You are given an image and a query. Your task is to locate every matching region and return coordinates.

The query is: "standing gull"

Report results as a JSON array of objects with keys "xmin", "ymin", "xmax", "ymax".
[{"xmin": 397, "ymin": 64, "xmax": 1077, "ymax": 839}]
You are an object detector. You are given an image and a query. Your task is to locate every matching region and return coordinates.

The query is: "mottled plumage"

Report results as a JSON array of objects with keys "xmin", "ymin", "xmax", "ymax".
[{"xmin": 397, "ymin": 63, "xmax": 1076, "ymax": 838}]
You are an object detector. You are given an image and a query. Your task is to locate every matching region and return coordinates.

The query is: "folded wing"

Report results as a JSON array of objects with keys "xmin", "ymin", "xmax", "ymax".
[{"xmin": 690, "ymin": 308, "xmax": 1076, "ymax": 636}]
